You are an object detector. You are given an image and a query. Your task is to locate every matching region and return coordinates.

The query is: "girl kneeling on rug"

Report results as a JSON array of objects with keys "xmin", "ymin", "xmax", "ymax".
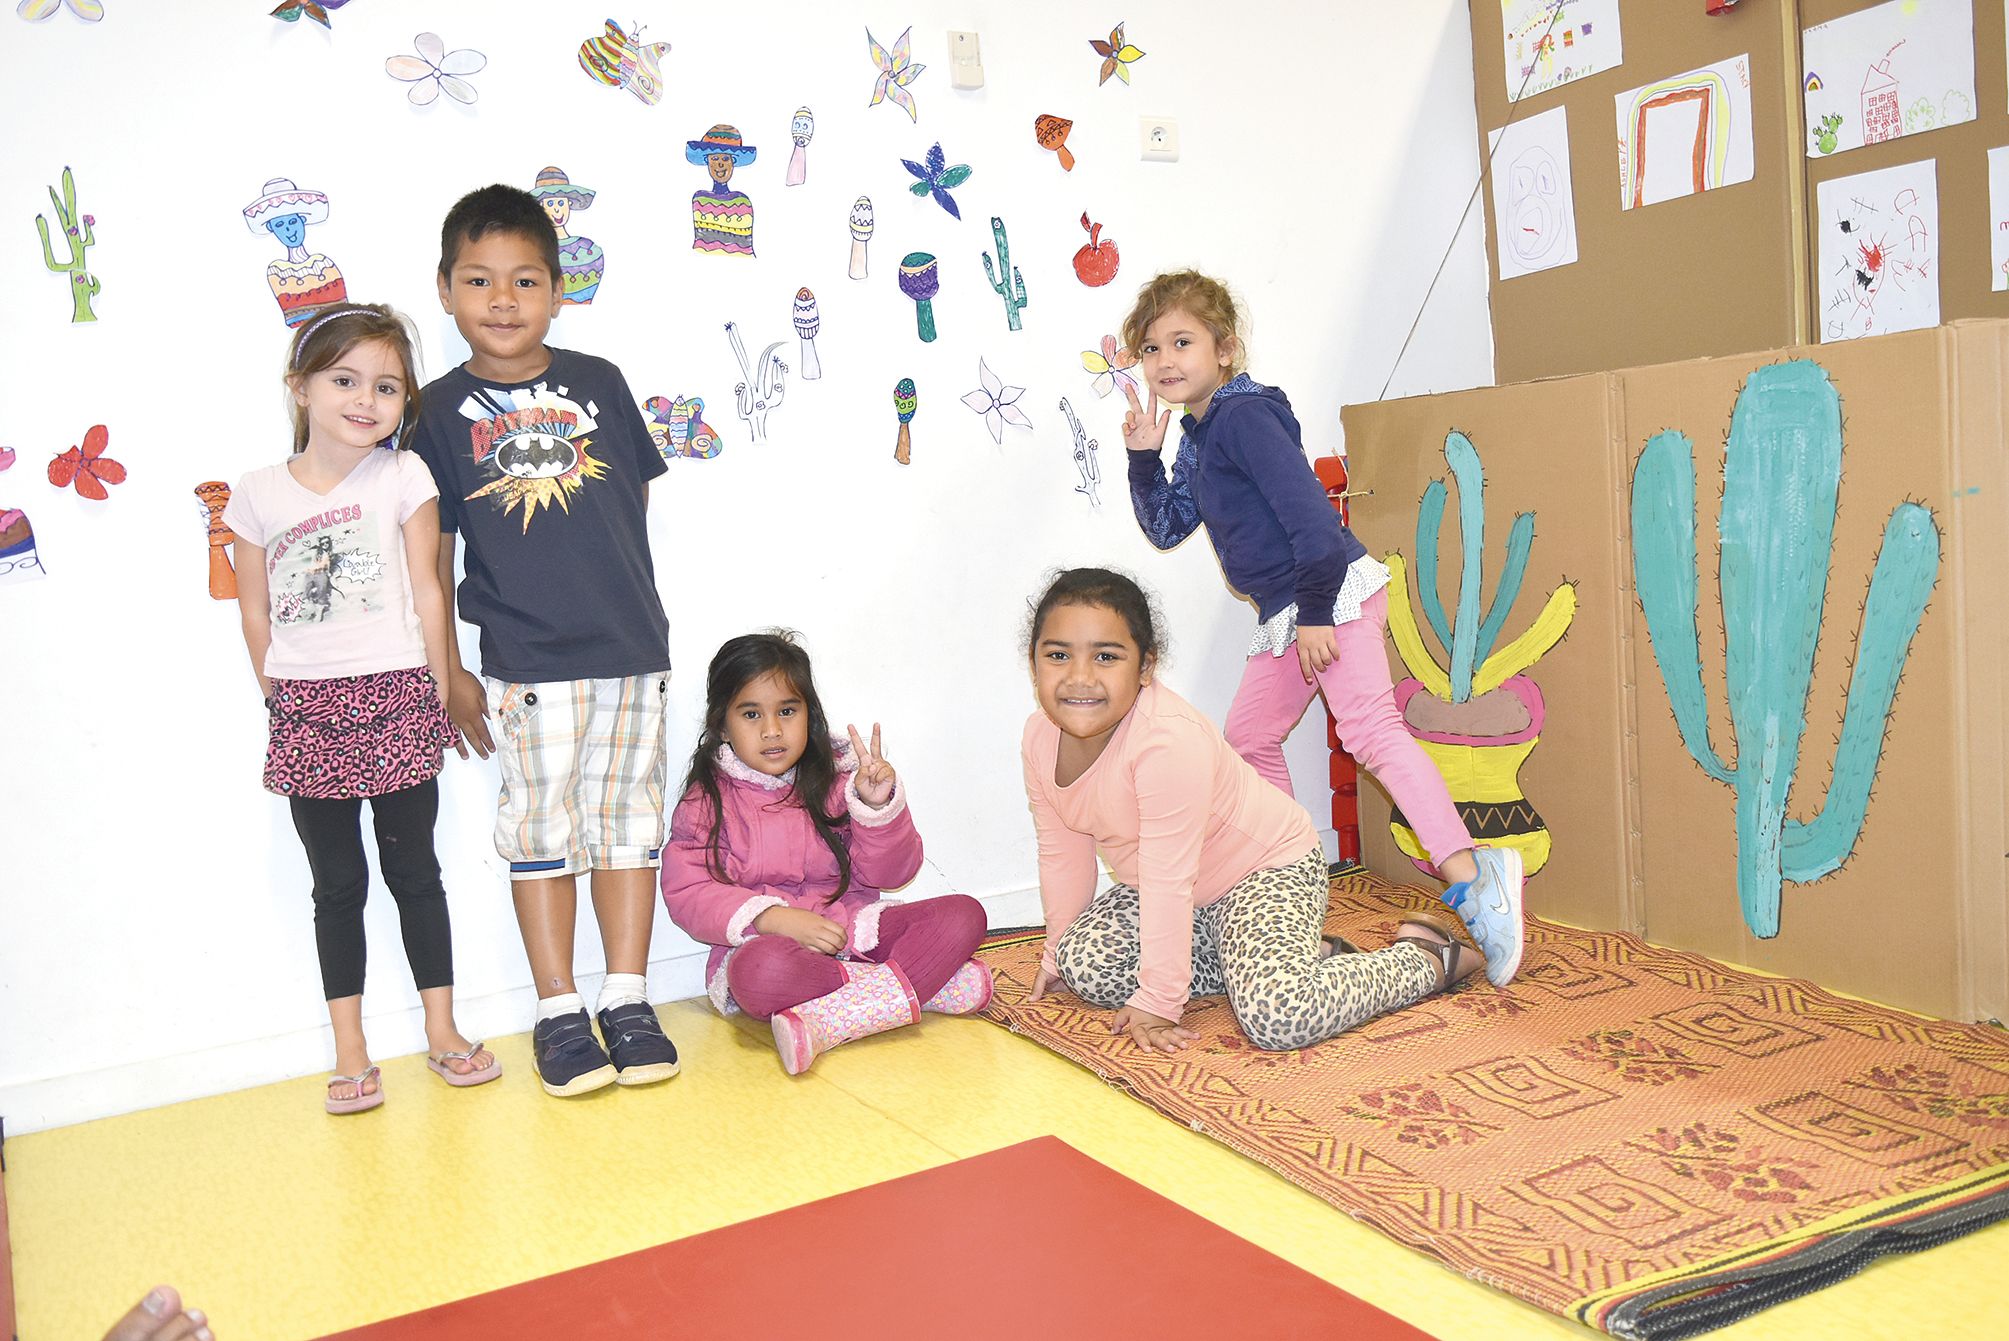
[
  {"xmin": 1022, "ymin": 569, "xmax": 1520, "ymax": 1053},
  {"xmin": 662, "ymin": 632, "xmax": 992, "ymax": 1074}
]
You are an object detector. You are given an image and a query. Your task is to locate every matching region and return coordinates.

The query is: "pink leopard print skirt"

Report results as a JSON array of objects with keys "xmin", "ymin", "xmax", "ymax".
[{"xmin": 264, "ymin": 666, "xmax": 454, "ymax": 799}]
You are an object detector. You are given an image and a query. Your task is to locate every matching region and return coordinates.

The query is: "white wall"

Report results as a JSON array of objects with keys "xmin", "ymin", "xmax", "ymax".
[{"xmin": 0, "ymin": 1, "xmax": 1491, "ymax": 1131}]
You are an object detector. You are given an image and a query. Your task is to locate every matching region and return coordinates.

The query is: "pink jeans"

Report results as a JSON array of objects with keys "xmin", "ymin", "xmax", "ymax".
[
  {"xmin": 1223, "ymin": 589, "xmax": 1472, "ymax": 869},
  {"xmin": 726, "ymin": 894, "xmax": 987, "ymax": 1020}
]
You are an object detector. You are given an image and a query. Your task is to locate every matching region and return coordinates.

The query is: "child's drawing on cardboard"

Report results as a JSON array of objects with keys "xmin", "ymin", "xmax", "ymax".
[
  {"xmin": 1500, "ymin": 0, "xmax": 1622, "ymax": 99},
  {"xmin": 689, "ymin": 125, "xmax": 757, "ymax": 256},
  {"xmin": 1384, "ymin": 432, "xmax": 1577, "ymax": 878},
  {"xmin": 532, "ymin": 167, "xmax": 603, "ymax": 305},
  {"xmin": 1816, "ymin": 159, "xmax": 1939, "ymax": 342},
  {"xmin": 0, "ymin": 507, "xmax": 45, "ymax": 585},
  {"xmin": 577, "ymin": 18, "xmax": 669, "ymax": 105},
  {"xmin": 1613, "ymin": 53, "xmax": 1755, "ymax": 210},
  {"xmin": 1802, "ymin": 0, "xmax": 1975, "ymax": 157},
  {"xmin": 1631, "ymin": 361, "xmax": 1939, "ymax": 937},
  {"xmin": 243, "ymin": 176, "xmax": 345, "ymax": 327}
]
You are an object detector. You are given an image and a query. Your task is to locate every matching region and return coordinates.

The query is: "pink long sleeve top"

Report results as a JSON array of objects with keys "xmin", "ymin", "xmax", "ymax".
[
  {"xmin": 1020, "ymin": 679, "xmax": 1321, "ymax": 1021},
  {"xmin": 661, "ymin": 737, "xmax": 923, "ymax": 1013}
]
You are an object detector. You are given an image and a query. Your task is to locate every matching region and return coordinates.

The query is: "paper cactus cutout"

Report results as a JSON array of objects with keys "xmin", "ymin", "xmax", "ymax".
[
  {"xmin": 898, "ymin": 252, "xmax": 940, "ymax": 342},
  {"xmin": 792, "ymin": 287, "xmax": 822, "ymax": 380},
  {"xmin": 892, "ymin": 378, "xmax": 916, "ymax": 465},
  {"xmin": 1632, "ymin": 360, "xmax": 1940, "ymax": 938},
  {"xmin": 724, "ymin": 322, "xmax": 787, "ymax": 443},
  {"xmin": 36, "ymin": 165, "xmax": 98, "ymax": 323},
  {"xmin": 848, "ymin": 195, "xmax": 874, "ymax": 279},
  {"xmin": 1386, "ymin": 431, "xmax": 1577, "ymax": 706},
  {"xmin": 981, "ymin": 217, "xmax": 1028, "ymax": 332}
]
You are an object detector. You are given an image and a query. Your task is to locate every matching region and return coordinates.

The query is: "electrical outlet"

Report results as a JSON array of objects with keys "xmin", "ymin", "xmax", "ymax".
[
  {"xmin": 1139, "ymin": 117, "xmax": 1179, "ymax": 162},
  {"xmin": 948, "ymin": 31, "xmax": 984, "ymax": 89}
]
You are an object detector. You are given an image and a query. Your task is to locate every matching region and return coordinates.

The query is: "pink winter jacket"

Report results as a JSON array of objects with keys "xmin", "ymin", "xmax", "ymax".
[{"xmin": 660, "ymin": 738, "xmax": 924, "ymax": 1013}]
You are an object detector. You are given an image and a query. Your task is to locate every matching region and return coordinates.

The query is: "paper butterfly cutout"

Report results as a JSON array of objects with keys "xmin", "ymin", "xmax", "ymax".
[
  {"xmin": 1081, "ymin": 336, "xmax": 1140, "ymax": 398},
  {"xmin": 961, "ymin": 360, "xmax": 1032, "ymax": 444},
  {"xmin": 386, "ymin": 32, "xmax": 486, "ymax": 106},
  {"xmin": 271, "ymin": 0, "xmax": 351, "ymax": 28},
  {"xmin": 17, "ymin": 0, "xmax": 102, "ymax": 21},
  {"xmin": 1090, "ymin": 23, "xmax": 1146, "ymax": 86},
  {"xmin": 644, "ymin": 395, "xmax": 722, "ymax": 461},
  {"xmin": 47, "ymin": 424, "xmax": 125, "ymax": 500},
  {"xmin": 867, "ymin": 26, "xmax": 925, "ymax": 122},
  {"xmin": 900, "ymin": 143, "xmax": 972, "ymax": 221}
]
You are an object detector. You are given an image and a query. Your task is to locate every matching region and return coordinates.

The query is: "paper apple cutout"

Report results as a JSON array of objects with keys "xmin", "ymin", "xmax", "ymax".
[{"xmin": 1072, "ymin": 212, "xmax": 1119, "ymax": 287}]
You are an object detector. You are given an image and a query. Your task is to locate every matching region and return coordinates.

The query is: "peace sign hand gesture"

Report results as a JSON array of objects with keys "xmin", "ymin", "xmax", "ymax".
[
  {"xmin": 847, "ymin": 722, "xmax": 896, "ymax": 809},
  {"xmin": 1121, "ymin": 381, "xmax": 1172, "ymax": 455}
]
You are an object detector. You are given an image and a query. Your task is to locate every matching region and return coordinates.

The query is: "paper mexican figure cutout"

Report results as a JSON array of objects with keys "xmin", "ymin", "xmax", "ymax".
[
  {"xmin": 47, "ymin": 424, "xmax": 124, "ymax": 500},
  {"xmin": 1632, "ymin": 361, "xmax": 1939, "ymax": 937},
  {"xmin": 962, "ymin": 359, "xmax": 1031, "ymax": 443},
  {"xmin": 37, "ymin": 165, "xmax": 99, "ymax": 323},
  {"xmin": 792, "ymin": 288, "xmax": 822, "ymax": 381},
  {"xmin": 194, "ymin": 481, "xmax": 238, "ymax": 599},
  {"xmin": 982, "ymin": 217, "xmax": 1028, "ymax": 331},
  {"xmin": 725, "ymin": 322, "xmax": 787, "ymax": 442},
  {"xmin": 532, "ymin": 166, "xmax": 603, "ymax": 305},
  {"xmin": 385, "ymin": 33, "xmax": 485, "ymax": 106},
  {"xmin": 787, "ymin": 107, "xmax": 814, "ymax": 185},
  {"xmin": 645, "ymin": 395, "xmax": 721, "ymax": 461},
  {"xmin": 1058, "ymin": 396, "xmax": 1101, "ymax": 506},
  {"xmin": 902, "ymin": 142, "xmax": 971, "ymax": 220},
  {"xmin": 892, "ymin": 379, "xmax": 917, "ymax": 465},
  {"xmin": 1089, "ymin": 22, "xmax": 1145, "ymax": 86},
  {"xmin": 0, "ymin": 508, "xmax": 44, "ymax": 585},
  {"xmin": 242, "ymin": 176, "xmax": 344, "ymax": 327},
  {"xmin": 1072, "ymin": 213, "xmax": 1119, "ymax": 287},
  {"xmin": 898, "ymin": 253, "xmax": 939, "ymax": 342},
  {"xmin": 577, "ymin": 18, "xmax": 668, "ymax": 105},
  {"xmin": 272, "ymin": 1, "xmax": 351, "ymax": 27},
  {"xmin": 1385, "ymin": 431, "xmax": 1576, "ymax": 878},
  {"xmin": 848, "ymin": 196, "xmax": 874, "ymax": 279},
  {"xmin": 689, "ymin": 124, "xmax": 757, "ymax": 256},
  {"xmin": 867, "ymin": 26, "xmax": 924, "ymax": 122},
  {"xmin": 1034, "ymin": 115, "xmax": 1076, "ymax": 171}
]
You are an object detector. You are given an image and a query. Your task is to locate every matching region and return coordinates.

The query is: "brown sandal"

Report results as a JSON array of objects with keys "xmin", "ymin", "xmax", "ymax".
[{"xmin": 1391, "ymin": 912, "xmax": 1483, "ymax": 994}]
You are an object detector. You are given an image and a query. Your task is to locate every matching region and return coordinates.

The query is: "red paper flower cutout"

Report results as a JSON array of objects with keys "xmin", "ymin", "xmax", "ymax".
[{"xmin": 47, "ymin": 424, "xmax": 126, "ymax": 500}]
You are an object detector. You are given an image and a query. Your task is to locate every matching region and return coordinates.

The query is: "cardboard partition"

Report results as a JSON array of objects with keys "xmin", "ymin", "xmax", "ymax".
[{"xmin": 1343, "ymin": 320, "xmax": 2009, "ymax": 1022}]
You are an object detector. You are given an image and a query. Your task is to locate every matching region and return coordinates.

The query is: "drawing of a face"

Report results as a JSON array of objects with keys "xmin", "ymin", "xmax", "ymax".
[
  {"xmin": 265, "ymin": 213, "xmax": 308, "ymax": 249},
  {"xmin": 539, "ymin": 195, "xmax": 572, "ymax": 231},
  {"xmin": 1506, "ymin": 146, "xmax": 1565, "ymax": 264},
  {"xmin": 708, "ymin": 153, "xmax": 735, "ymax": 185}
]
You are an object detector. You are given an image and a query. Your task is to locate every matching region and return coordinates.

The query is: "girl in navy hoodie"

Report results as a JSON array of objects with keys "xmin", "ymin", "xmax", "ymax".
[{"xmin": 1119, "ymin": 270, "xmax": 1525, "ymax": 985}]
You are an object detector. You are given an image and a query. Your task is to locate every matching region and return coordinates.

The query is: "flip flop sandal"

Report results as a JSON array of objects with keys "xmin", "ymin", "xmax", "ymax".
[
  {"xmin": 326, "ymin": 1065, "xmax": 384, "ymax": 1115},
  {"xmin": 1321, "ymin": 934, "xmax": 1363, "ymax": 956},
  {"xmin": 426, "ymin": 1042, "xmax": 503, "ymax": 1088},
  {"xmin": 1392, "ymin": 912, "xmax": 1482, "ymax": 996}
]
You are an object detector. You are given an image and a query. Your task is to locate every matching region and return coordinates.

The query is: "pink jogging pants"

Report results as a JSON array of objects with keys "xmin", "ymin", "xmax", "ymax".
[{"xmin": 1222, "ymin": 589, "xmax": 1473, "ymax": 870}]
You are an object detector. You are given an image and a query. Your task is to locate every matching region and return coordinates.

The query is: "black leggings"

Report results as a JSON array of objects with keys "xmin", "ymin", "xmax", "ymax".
[{"xmin": 289, "ymin": 778, "xmax": 454, "ymax": 1001}]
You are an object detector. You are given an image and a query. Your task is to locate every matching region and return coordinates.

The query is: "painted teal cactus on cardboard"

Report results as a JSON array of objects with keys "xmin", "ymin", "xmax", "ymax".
[
  {"xmin": 36, "ymin": 165, "xmax": 98, "ymax": 323},
  {"xmin": 1631, "ymin": 360, "xmax": 1941, "ymax": 938}
]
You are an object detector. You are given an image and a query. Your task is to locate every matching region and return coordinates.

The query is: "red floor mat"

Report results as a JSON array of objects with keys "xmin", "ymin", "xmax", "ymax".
[{"xmin": 321, "ymin": 1135, "xmax": 1433, "ymax": 1340}]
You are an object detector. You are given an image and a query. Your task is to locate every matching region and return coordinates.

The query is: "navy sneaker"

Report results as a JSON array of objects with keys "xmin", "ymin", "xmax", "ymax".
[
  {"xmin": 1460, "ymin": 848, "xmax": 1526, "ymax": 987},
  {"xmin": 597, "ymin": 1000, "xmax": 681, "ymax": 1086},
  {"xmin": 532, "ymin": 1008, "xmax": 618, "ymax": 1097}
]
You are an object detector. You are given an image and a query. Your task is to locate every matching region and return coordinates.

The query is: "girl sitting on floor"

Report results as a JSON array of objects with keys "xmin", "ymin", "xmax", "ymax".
[
  {"xmin": 1021, "ymin": 568, "xmax": 1515, "ymax": 1053},
  {"xmin": 661, "ymin": 631, "xmax": 991, "ymax": 1073}
]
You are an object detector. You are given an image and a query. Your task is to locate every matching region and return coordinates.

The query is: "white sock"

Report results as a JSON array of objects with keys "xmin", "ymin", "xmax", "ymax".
[
  {"xmin": 597, "ymin": 972, "xmax": 649, "ymax": 1013},
  {"xmin": 536, "ymin": 991, "xmax": 584, "ymax": 1023}
]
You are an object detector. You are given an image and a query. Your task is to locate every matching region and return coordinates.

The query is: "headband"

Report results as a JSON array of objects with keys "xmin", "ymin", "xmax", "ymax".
[{"xmin": 290, "ymin": 305, "xmax": 372, "ymax": 367}]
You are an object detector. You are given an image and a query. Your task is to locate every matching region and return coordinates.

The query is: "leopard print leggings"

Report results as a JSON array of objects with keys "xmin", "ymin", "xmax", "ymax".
[{"xmin": 1053, "ymin": 847, "xmax": 1440, "ymax": 1051}]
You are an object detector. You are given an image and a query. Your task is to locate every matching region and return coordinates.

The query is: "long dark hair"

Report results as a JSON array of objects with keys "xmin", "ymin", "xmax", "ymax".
[{"xmin": 680, "ymin": 631, "xmax": 853, "ymax": 894}]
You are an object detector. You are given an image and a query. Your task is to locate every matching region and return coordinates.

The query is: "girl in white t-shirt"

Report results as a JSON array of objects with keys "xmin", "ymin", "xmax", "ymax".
[{"xmin": 225, "ymin": 304, "xmax": 499, "ymax": 1114}]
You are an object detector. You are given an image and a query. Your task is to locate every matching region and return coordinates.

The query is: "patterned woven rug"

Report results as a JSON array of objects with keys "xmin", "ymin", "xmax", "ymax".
[{"xmin": 975, "ymin": 868, "xmax": 2009, "ymax": 1339}]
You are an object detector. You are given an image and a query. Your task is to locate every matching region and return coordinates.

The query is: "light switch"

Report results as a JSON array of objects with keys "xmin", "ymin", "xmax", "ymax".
[
  {"xmin": 1140, "ymin": 117, "xmax": 1179, "ymax": 162},
  {"xmin": 949, "ymin": 31, "xmax": 984, "ymax": 89}
]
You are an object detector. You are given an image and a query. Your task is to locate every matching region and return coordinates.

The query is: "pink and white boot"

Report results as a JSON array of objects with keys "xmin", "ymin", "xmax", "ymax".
[
  {"xmin": 771, "ymin": 960, "xmax": 921, "ymax": 1075},
  {"xmin": 921, "ymin": 960, "xmax": 993, "ymax": 1015}
]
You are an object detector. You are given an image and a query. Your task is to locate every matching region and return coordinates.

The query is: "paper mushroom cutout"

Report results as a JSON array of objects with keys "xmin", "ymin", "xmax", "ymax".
[
  {"xmin": 1034, "ymin": 114, "xmax": 1076, "ymax": 171},
  {"xmin": 792, "ymin": 287, "xmax": 822, "ymax": 380},
  {"xmin": 893, "ymin": 378, "xmax": 917, "ymax": 465},
  {"xmin": 898, "ymin": 252, "xmax": 940, "ymax": 343},
  {"xmin": 848, "ymin": 195, "xmax": 874, "ymax": 280}
]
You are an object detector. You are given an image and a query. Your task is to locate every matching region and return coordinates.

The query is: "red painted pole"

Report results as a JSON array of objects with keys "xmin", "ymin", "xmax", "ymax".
[{"xmin": 1311, "ymin": 456, "xmax": 1362, "ymax": 865}]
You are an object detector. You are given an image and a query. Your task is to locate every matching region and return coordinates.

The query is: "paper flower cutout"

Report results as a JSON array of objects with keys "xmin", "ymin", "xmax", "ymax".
[
  {"xmin": 47, "ymin": 424, "xmax": 124, "ymax": 500},
  {"xmin": 962, "ymin": 359, "xmax": 1032, "ymax": 444},
  {"xmin": 386, "ymin": 32, "xmax": 486, "ymax": 106},
  {"xmin": 271, "ymin": 1, "xmax": 351, "ymax": 27},
  {"xmin": 867, "ymin": 25, "xmax": 925, "ymax": 122},
  {"xmin": 1081, "ymin": 336, "xmax": 1140, "ymax": 398},
  {"xmin": 17, "ymin": 0, "xmax": 102, "ymax": 20},
  {"xmin": 1090, "ymin": 22, "xmax": 1145, "ymax": 86},
  {"xmin": 901, "ymin": 143, "xmax": 971, "ymax": 220}
]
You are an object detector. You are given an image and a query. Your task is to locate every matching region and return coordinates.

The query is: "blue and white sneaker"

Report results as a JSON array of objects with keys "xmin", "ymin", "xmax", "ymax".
[{"xmin": 1458, "ymin": 847, "xmax": 1525, "ymax": 986}]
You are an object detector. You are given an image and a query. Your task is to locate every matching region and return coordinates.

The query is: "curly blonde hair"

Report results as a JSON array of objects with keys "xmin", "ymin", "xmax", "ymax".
[{"xmin": 1119, "ymin": 270, "xmax": 1246, "ymax": 376}]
